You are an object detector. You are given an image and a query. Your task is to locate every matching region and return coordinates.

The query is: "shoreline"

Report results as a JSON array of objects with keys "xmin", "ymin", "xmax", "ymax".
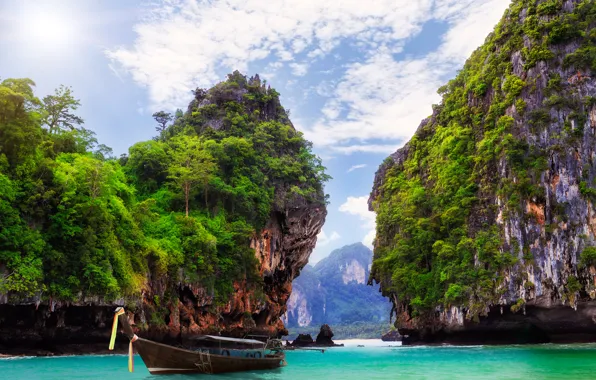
[
  {"xmin": 7, "ymin": 341, "xmax": 596, "ymax": 358},
  {"xmin": 333, "ymin": 339, "xmax": 401, "ymax": 347}
]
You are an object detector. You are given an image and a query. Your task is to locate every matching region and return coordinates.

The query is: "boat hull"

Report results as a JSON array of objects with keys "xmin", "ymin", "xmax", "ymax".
[{"xmin": 134, "ymin": 338, "xmax": 286, "ymax": 375}]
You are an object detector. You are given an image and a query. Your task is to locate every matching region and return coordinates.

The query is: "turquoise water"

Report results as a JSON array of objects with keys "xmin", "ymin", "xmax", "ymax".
[{"xmin": 2, "ymin": 343, "xmax": 596, "ymax": 379}]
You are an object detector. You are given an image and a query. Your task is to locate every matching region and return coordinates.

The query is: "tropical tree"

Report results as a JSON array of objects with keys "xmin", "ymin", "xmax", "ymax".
[
  {"xmin": 126, "ymin": 140, "xmax": 170, "ymax": 193},
  {"xmin": 0, "ymin": 78, "xmax": 43, "ymax": 166},
  {"xmin": 167, "ymin": 135, "xmax": 216, "ymax": 216},
  {"xmin": 152, "ymin": 111, "xmax": 173, "ymax": 134},
  {"xmin": 41, "ymin": 85, "xmax": 84, "ymax": 134}
]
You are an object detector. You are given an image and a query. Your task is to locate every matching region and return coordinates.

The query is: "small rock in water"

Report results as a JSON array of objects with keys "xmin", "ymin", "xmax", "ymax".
[
  {"xmin": 289, "ymin": 325, "xmax": 344, "ymax": 347},
  {"xmin": 291, "ymin": 333, "xmax": 315, "ymax": 347},
  {"xmin": 381, "ymin": 329, "xmax": 402, "ymax": 342},
  {"xmin": 315, "ymin": 324, "xmax": 335, "ymax": 346}
]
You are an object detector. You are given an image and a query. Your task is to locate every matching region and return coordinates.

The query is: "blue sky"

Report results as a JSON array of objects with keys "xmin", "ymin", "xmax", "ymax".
[{"xmin": 0, "ymin": 0, "xmax": 511, "ymax": 263}]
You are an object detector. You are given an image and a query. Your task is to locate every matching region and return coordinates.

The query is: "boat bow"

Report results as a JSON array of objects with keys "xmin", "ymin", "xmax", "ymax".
[{"xmin": 108, "ymin": 308, "xmax": 286, "ymax": 375}]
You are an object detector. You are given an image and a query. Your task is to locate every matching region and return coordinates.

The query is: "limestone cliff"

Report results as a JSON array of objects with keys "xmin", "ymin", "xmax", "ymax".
[
  {"xmin": 285, "ymin": 243, "xmax": 391, "ymax": 328},
  {"xmin": 0, "ymin": 72, "xmax": 326, "ymax": 355},
  {"xmin": 369, "ymin": 0, "xmax": 596, "ymax": 344}
]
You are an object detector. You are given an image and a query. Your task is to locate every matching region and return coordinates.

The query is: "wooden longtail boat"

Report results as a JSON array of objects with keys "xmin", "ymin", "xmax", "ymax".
[{"xmin": 111, "ymin": 307, "xmax": 286, "ymax": 375}]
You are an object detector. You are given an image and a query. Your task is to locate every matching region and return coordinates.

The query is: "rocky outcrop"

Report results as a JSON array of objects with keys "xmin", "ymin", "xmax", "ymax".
[
  {"xmin": 0, "ymin": 204, "xmax": 325, "ymax": 356},
  {"xmin": 289, "ymin": 333, "xmax": 315, "ymax": 347},
  {"xmin": 288, "ymin": 324, "xmax": 343, "ymax": 347},
  {"xmin": 369, "ymin": 0, "xmax": 596, "ymax": 344},
  {"xmin": 315, "ymin": 324, "xmax": 335, "ymax": 345},
  {"xmin": 381, "ymin": 329, "xmax": 402, "ymax": 342},
  {"xmin": 398, "ymin": 302, "xmax": 596, "ymax": 345},
  {"xmin": 0, "ymin": 72, "xmax": 326, "ymax": 355}
]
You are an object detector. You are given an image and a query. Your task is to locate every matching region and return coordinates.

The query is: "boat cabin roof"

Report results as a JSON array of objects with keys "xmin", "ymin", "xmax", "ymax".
[{"xmin": 194, "ymin": 335, "xmax": 266, "ymax": 347}]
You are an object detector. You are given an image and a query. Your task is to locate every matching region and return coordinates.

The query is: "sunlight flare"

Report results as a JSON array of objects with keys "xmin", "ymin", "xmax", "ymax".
[{"xmin": 14, "ymin": 5, "xmax": 82, "ymax": 51}]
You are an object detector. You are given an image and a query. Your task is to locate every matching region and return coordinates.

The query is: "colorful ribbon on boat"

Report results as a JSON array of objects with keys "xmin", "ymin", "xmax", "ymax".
[
  {"xmin": 129, "ymin": 334, "xmax": 138, "ymax": 372},
  {"xmin": 109, "ymin": 308, "xmax": 126, "ymax": 350}
]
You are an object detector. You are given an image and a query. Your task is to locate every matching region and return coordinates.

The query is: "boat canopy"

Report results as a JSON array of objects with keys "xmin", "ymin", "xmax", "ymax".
[{"xmin": 193, "ymin": 335, "xmax": 266, "ymax": 347}]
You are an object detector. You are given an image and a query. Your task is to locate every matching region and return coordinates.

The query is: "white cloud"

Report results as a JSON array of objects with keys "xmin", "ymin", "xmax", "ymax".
[
  {"xmin": 106, "ymin": 0, "xmax": 510, "ymax": 153},
  {"xmin": 363, "ymin": 229, "xmax": 376, "ymax": 249},
  {"xmin": 316, "ymin": 230, "xmax": 341, "ymax": 247},
  {"xmin": 339, "ymin": 196, "xmax": 375, "ymax": 229},
  {"xmin": 313, "ymin": 81, "xmax": 336, "ymax": 97},
  {"xmin": 268, "ymin": 61, "xmax": 284, "ymax": 69},
  {"xmin": 301, "ymin": 49, "xmax": 443, "ymax": 147},
  {"xmin": 310, "ymin": 229, "xmax": 341, "ymax": 264},
  {"xmin": 106, "ymin": 0, "xmax": 437, "ymax": 110},
  {"xmin": 260, "ymin": 61, "xmax": 285, "ymax": 80},
  {"xmin": 320, "ymin": 100, "xmax": 342, "ymax": 120},
  {"xmin": 301, "ymin": 0, "xmax": 509, "ymax": 150},
  {"xmin": 339, "ymin": 195, "xmax": 377, "ymax": 249},
  {"xmin": 347, "ymin": 164, "xmax": 367, "ymax": 173},
  {"xmin": 289, "ymin": 62, "xmax": 309, "ymax": 76}
]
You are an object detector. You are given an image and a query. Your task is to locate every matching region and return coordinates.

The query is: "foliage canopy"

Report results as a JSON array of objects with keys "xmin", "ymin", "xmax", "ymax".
[
  {"xmin": 371, "ymin": 0, "xmax": 596, "ymax": 319},
  {"xmin": 0, "ymin": 72, "xmax": 328, "ymax": 305}
]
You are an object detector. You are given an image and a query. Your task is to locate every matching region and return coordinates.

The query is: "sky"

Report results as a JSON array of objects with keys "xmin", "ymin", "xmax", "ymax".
[{"xmin": 0, "ymin": 0, "xmax": 511, "ymax": 263}]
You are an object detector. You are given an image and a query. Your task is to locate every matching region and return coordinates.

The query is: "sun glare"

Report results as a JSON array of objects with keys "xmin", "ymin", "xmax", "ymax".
[
  {"xmin": 17, "ymin": 7, "xmax": 80, "ymax": 51},
  {"xmin": 29, "ymin": 14, "xmax": 72, "ymax": 44}
]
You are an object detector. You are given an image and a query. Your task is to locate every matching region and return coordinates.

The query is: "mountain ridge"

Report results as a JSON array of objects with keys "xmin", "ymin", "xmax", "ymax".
[{"xmin": 285, "ymin": 242, "xmax": 391, "ymax": 328}]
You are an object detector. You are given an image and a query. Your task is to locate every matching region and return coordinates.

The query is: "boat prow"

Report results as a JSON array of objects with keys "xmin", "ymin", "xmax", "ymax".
[{"xmin": 112, "ymin": 307, "xmax": 286, "ymax": 375}]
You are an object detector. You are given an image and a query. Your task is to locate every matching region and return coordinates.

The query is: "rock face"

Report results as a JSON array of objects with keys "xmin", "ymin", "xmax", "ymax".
[
  {"xmin": 0, "ymin": 205, "xmax": 325, "ymax": 355},
  {"xmin": 315, "ymin": 324, "xmax": 335, "ymax": 345},
  {"xmin": 284, "ymin": 243, "xmax": 391, "ymax": 328},
  {"xmin": 285, "ymin": 287, "xmax": 313, "ymax": 327},
  {"xmin": 288, "ymin": 324, "xmax": 340, "ymax": 347},
  {"xmin": 341, "ymin": 259, "xmax": 366, "ymax": 285},
  {"xmin": 369, "ymin": 0, "xmax": 596, "ymax": 344},
  {"xmin": 0, "ymin": 72, "xmax": 327, "ymax": 354},
  {"xmin": 381, "ymin": 329, "xmax": 402, "ymax": 342},
  {"xmin": 290, "ymin": 333, "xmax": 315, "ymax": 347}
]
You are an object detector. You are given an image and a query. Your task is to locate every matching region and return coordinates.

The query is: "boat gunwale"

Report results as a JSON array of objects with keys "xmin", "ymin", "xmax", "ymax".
[
  {"xmin": 135, "ymin": 337, "xmax": 285, "ymax": 362},
  {"xmin": 115, "ymin": 307, "xmax": 285, "ymax": 375}
]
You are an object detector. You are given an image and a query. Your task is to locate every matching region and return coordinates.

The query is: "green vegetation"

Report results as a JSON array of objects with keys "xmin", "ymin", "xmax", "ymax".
[
  {"xmin": 580, "ymin": 247, "xmax": 596, "ymax": 267},
  {"xmin": 563, "ymin": 275, "xmax": 582, "ymax": 306},
  {"xmin": 510, "ymin": 298, "xmax": 526, "ymax": 313},
  {"xmin": 0, "ymin": 72, "xmax": 328, "ymax": 306},
  {"xmin": 371, "ymin": 0, "xmax": 596, "ymax": 320}
]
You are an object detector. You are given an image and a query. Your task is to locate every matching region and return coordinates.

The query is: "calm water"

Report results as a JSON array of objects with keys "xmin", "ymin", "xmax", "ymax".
[{"xmin": 2, "ymin": 341, "xmax": 596, "ymax": 379}]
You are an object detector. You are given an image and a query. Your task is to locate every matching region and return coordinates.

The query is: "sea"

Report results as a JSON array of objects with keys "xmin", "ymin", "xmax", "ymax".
[{"xmin": 2, "ymin": 340, "xmax": 596, "ymax": 379}]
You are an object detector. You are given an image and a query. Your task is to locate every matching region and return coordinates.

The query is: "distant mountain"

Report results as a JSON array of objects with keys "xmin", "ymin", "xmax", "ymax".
[{"xmin": 283, "ymin": 243, "xmax": 392, "ymax": 327}]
